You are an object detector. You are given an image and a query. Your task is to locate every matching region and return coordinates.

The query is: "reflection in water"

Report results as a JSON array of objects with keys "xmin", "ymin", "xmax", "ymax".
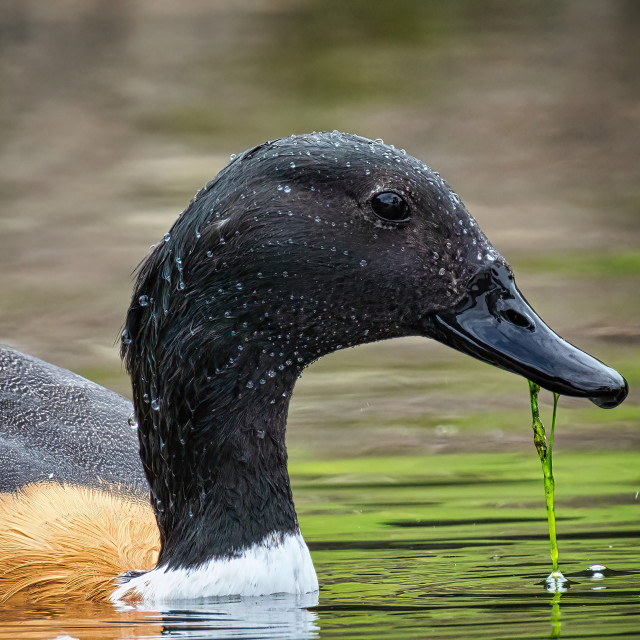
[
  {"xmin": 118, "ymin": 593, "xmax": 320, "ymax": 640},
  {"xmin": 549, "ymin": 591, "xmax": 562, "ymax": 639},
  {"xmin": 545, "ymin": 572, "xmax": 569, "ymax": 594},
  {"xmin": 545, "ymin": 572, "xmax": 566, "ymax": 639}
]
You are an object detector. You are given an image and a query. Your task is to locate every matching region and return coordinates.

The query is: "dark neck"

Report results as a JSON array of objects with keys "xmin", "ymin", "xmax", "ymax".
[
  {"xmin": 133, "ymin": 339, "xmax": 303, "ymax": 570},
  {"xmin": 123, "ymin": 237, "xmax": 381, "ymax": 569}
]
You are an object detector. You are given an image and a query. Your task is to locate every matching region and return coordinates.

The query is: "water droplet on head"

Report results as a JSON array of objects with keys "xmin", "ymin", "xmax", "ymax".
[
  {"xmin": 128, "ymin": 415, "xmax": 139, "ymax": 429},
  {"xmin": 246, "ymin": 380, "xmax": 254, "ymax": 389},
  {"xmin": 163, "ymin": 233, "xmax": 170, "ymax": 242},
  {"xmin": 360, "ymin": 259, "xmax": 368, "ymax": 267},
  {"xmin": 283, "ymin": 185, "xmax": 291, "ymax": 194}
]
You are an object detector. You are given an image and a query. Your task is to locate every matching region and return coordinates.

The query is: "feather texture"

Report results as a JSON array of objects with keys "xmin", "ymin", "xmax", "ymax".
[{"xmin": 0, "ymin": 483, "xmax": 158, "ymax": 602}]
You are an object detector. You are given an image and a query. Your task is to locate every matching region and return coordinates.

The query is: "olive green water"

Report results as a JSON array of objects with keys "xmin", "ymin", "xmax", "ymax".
[{"xmin": 1, "ymin": 449, "xmax": 638, "ymax": 639}]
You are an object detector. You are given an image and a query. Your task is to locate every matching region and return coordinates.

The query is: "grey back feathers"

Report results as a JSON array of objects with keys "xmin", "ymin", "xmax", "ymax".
[{"xmin": 0, "ymin": 346, "xmax": 145, "ymax": 492}]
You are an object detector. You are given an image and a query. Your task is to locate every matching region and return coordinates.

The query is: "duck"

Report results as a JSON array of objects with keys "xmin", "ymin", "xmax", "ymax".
[{"xmin": 0, "ymin": 131, "xmax": 628, "ymax": 605}]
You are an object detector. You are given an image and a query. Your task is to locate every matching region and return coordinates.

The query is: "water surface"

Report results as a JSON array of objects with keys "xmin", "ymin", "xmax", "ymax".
[{"xmin": 2, "ymin": 451, "xmax": 638, "ymax": 639}]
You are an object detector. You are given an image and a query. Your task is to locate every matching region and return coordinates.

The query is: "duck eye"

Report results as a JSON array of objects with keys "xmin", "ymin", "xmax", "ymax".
[{"xmin": 370, "ymin": 191, "xmax": 410, "ymax": 223}]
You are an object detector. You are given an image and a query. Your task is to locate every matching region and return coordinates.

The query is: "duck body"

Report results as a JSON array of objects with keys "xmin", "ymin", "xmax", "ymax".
[
  {"xmin": 0, "ymin": 132, "xmax": 628, "ymax": 604},
  {"xmin": 0, "ymin": 347, "xmax": 143, "ymax": 491}
]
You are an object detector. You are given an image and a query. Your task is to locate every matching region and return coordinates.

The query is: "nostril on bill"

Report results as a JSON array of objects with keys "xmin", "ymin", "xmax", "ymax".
[{"xmin": 502, "ymin": 308, "xmax": 534, "ymax": 330}]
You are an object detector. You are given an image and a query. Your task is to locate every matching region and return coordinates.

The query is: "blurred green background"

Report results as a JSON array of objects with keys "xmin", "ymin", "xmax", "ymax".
[{"xmin": 0, "ymin": 0, "xmax": 638, "ymax": 460}]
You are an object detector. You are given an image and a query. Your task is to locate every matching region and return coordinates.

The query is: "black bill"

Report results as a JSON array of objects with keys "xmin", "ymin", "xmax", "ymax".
[{"xmin": 424, "ymin": 264, "xmax": 628, "ymax": 409}]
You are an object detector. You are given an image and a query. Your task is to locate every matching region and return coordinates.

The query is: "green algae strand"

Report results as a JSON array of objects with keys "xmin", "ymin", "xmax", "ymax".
[{"xmin": 528, "ymin": 380, "xmax": 563, "ymax": 578}]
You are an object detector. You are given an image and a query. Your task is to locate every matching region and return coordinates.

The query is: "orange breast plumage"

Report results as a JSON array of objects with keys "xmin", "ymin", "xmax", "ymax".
[{"xmin": 0, "ymin": 483, "xmax": 159, "ymax": 603}]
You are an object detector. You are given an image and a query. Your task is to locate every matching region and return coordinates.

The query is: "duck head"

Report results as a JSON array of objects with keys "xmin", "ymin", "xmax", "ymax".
[
  {"xmin": 120, "ymin": 132, "xmax": 626, "ymax": 595},
  {"xmin": 125, "ymin": 131, "xmax": 626, "ymax": 408}
]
